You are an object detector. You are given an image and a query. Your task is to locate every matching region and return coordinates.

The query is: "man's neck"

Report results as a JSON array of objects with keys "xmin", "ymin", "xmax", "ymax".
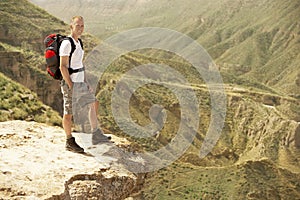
[{"xmin": 71, "ymin": 33, "xmax": 79, "ymax": 42}]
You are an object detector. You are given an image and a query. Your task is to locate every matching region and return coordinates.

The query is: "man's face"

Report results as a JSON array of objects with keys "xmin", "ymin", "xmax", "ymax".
[{"xmin": 71, "ymin": 18, "xmax": 84, "ymax": 36}]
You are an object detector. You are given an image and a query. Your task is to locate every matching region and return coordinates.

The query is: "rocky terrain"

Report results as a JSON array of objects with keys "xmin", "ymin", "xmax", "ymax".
[
  {"xmin": 0, "ymin": 120, "xmax": 145, "ymax": 200},
  {"xmin": 1, "ymin": 82, "xmax": 299, "ymax": 199},
  {"xmin": 129, "ymin": 83, "xmax": 300, "ymax": 199}
]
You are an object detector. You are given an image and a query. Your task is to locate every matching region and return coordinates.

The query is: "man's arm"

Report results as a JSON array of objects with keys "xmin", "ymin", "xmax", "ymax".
[{"xmin": 60, "ymin": 56, "xmax": 73, "ymax": 89}]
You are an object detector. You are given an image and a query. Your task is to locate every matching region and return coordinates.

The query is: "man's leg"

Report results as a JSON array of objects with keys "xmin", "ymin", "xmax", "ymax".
[
  {"xmin": 64, "ymin": 114, "xmax": 84, "ymax": 153},
  {"xmin": 89, "ymin": 101, "xmax": 112, "ymax": 145},
  {"xmin": 77, "ymin": 82, "xmax": 111, "ymax": 145},
  {"xmin": 63, "ymin": 114, "xmax": 73, "ymax": 138},
  {"xmin": 89, "ymin": 102, "xmax": 98, "ymax": 132},
  {"xmin": 95, "ymin": 101, "xmax": 99, "ymax": 115},
  {"xmin": 61, "ymin": 81, "xmax": 84, "ymax": 153}
]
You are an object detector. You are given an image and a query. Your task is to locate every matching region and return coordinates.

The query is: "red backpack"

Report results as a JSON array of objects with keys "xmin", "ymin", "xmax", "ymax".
[{"xmin": 44, "ymin": 34, "xmax": 83, "ymax": 80}]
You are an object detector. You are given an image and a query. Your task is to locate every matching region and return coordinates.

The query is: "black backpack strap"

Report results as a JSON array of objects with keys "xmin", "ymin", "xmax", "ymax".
[
  {"xmin": 65, "ymin": 37, "xmax": 76, "ymax": 70},
  {"xmin": 64, "ymin": 37, "xmax": 84, "ymax": 75},
  {"xmin": 78, "ymin": 38, "xmax": 83, "ymax": 49},
  {"xmin": 68, "ymin": 67, "xmax": 85, "ymax": 74}
]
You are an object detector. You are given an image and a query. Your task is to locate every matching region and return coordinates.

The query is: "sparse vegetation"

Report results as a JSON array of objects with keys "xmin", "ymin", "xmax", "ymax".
[
  {"xmin": 0, "ymin": 73, "xmax": 61, "ymax": 125},
  {"xmin": 30, "ymin": 0, "xmax": 300, "ymax": 97},
  {"xmin": 0, "ymin": 0, "xmax": 299, "ymax": 199}
]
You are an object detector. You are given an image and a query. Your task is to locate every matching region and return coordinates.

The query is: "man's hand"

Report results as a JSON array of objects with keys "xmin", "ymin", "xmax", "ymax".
[
  {"xmin": 60, "ymin": 55, "xmax": 73, "ymax": 90},
  {"xmin": 86, "ymin": 83, "xmax": 94, "ymax": 93},
  {"xmin": 68, "ymin": 81, "xmax": 73, "ymax": 90}
]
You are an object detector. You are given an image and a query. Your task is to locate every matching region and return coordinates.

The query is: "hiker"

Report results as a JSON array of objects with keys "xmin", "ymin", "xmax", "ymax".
[{"xmin": 59, "ymin": 16, "xmax": 111, "ymax": 153}]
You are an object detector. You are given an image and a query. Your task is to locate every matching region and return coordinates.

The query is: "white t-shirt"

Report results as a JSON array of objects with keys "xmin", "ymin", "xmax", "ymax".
[{"xmin": 59, "ymin": 36, "xmax": 85, "ymax": 82}]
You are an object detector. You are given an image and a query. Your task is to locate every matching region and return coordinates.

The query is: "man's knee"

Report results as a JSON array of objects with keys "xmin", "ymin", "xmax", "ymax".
[{"xmin": 63, "ymin": 114, "xmax": 72, "ymax": 121}]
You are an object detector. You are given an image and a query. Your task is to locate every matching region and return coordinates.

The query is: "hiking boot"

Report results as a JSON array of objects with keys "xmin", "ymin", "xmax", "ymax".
[
  {"xmin": 92, "ymin": 128, "xmax": 112, "ymax": 145},
  {"xmin": 66, "ymin": 137, "xmax": 84, "ymax": 153}
]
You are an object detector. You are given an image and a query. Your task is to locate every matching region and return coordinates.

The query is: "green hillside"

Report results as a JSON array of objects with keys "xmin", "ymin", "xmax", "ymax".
[
  {"xmin": 30, "ymin": 0, "xmax": 300, "ymax": 97},
  {"xmin": 90, "ymin": 46, "xmax": 300, "ymax": 199},
  {"xmin": 0, "ymin": 0, "xmax": 100, "ymax": 115},
  {"xmin": 0, "ymin": 72, "xmax": 61, "ymax": 125},
  {"xmin": 0, "ymin": 0, "xmax": 99, "ymax": 53}
]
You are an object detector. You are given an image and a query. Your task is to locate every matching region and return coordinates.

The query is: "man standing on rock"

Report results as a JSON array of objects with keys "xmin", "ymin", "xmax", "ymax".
[{"xmin": 59, "ymin": 16, "xmax": 111, "ymax": 153}]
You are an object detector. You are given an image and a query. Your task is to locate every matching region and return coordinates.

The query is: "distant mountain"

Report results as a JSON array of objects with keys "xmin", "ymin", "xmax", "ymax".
[{"xmin": 30, "ymin": 0, "xmax": 300, "ymax": 97}]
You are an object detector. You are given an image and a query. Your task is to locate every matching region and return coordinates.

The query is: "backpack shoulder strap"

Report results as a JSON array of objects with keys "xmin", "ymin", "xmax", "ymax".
[
  {"xmin": 78, "ymin": 38, "xmax": 83, "ymax": 49},
  {"xmin": 64, "ymin": 37, "xmax": 85, "ymax": 75},
  {"xmin": 64, "ymin": 37, "xmax": 76, "ymax": 70},
  {"xmin": 66, "ymin": 37, "xmax": 76, "ymax": 55}
]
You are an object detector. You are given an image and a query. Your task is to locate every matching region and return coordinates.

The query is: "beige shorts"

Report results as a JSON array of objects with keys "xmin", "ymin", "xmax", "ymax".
[{"xmin": 61, "ymin": 80, "xmax": 96, "ymax": 115}]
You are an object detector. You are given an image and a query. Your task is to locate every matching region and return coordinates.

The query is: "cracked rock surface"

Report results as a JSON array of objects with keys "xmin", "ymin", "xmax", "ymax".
[{"xmin": 0, "ymin": 120, "xmax": 145, "ymax": 200}]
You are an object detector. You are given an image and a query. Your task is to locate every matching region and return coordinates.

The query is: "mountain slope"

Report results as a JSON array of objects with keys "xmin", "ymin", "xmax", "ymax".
[
  {"xmin": 0, "ymin": 0, "xmax": 100, "ymax": 114},
  {"xmin": 30, "ymin": 0, "xmax": 300, "ymax": 97},
  {"xmin": 0, "ymin": 72, "xmax": 60, "ymax": 125}
]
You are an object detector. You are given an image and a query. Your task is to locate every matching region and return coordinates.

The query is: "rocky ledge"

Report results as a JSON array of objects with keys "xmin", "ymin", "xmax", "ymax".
[{"xmin": 0, "ymin": 121, "xmax": 145, "ymax": 200}]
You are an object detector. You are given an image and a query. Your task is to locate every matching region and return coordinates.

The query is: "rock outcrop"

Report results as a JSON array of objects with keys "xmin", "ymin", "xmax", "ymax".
[
  {"xmin": 0, "ymin": 51, "xmax": 63, "ymax": 114},
  {"xmin": 0, "ymin": 121, "xmax": 145, "ymax": 200}
]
